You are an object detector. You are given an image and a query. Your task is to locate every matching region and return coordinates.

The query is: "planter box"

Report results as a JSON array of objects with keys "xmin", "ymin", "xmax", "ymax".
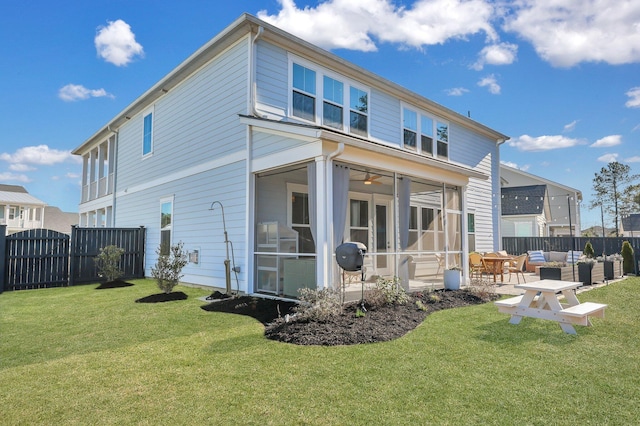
[
  {"xmin": 578, "ymin": 262, "xmax": 605, "ymax": 285},
  {"xmin": 444, "ymin": 269, "xmax": 461, "ymax": 290},
  {"xmin": 603, "ymin": 260, "xmax": 622, "ymax": 280},
  {"xmin": 539, "ymin": 266, "xmax": 577, "ymax": 282}
]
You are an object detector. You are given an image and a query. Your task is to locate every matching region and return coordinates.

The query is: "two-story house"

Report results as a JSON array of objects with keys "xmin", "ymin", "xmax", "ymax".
[
  {"xmin": 500, "ymin": 165, "xmax": 582, "ymax": 237},
  {"xmin": 0, "ymin": 185, "xmax": 46, "ymax": 235},
  {"xmin": 72, "ymin": 14, "xmax": 508, "ymax": 296}
]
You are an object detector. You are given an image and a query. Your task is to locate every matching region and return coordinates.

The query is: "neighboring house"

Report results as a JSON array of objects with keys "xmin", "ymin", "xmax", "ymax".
[
  {"xmin": 0, "ymin": 185, "xmax": 79, "ymax": 235},
  {"xmin": 72, "ymin": 14, "xmax": 508, "ymax": 295},
  {"xmin": 43, "ymin": 206, "xmax": 79, "ymax": 235},
  {"xmin": 620, "ymin": 214, "xmax": 640, "ymax": 237},
  {"xmin": 500, "ymin": 165, "xmax": 582, "ymax": 237},
  {"xmin": 0, "ymin": 184, "xmax": 46, "ymax": 235}
]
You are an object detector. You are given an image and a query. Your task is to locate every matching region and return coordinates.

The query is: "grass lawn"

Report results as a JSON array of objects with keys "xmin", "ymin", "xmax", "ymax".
[{"xmin": 1, "ymin": 278, "xmax": 639, "ymax": 425}]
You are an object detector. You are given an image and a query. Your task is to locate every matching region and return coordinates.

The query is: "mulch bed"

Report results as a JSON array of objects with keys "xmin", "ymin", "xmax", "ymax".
[
  {"xmin": 95, "ymin": 280, "xmax": 135, "ymax": 289},
  {"xmin": 201, "ymin": 289, "xmax": 497, "ymax": 346},
  {"xmin": 135, "ymin": 292, "xmax": 188, "ymax": 303}
]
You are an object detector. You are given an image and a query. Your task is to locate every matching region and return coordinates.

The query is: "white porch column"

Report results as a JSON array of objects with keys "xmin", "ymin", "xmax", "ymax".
[{"xmin": 314, "ymin": 155, "xmax": 328, "ymax": 289}]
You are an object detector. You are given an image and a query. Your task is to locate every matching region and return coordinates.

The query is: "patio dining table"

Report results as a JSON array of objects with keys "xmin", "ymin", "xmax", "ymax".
[{"xmin": 481, "ymin": 254, "xmax": 514, "ymax": 283}]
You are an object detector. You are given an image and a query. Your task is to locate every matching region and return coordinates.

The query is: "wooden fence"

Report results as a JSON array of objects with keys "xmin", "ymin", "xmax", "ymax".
[
  {"xmin": 0, "ymin": 225, "xmax": 145, "ymax": 292},
  {"xmin": 502, "ymin": 236, "xmax": 640, "ymax": 274}
]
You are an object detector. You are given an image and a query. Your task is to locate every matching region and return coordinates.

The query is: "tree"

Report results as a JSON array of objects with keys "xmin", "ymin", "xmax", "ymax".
[
  {"xmin": 94, "ymin": 245, "xmax": 125, "ymax": 282},
  {"xmin": 590, "ymin": 162, "xmax": 639, "ymax": 237},
  {"xmin": 151, "ymin": 241, "xmax": 188, "ymax": 294}
]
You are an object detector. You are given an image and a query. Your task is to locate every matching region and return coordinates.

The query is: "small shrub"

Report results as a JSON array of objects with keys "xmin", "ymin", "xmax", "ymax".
[
  {"xmin": 621, "ymin": 241, "xmax": 635, "ymax": 274},
  {"xmin": 367, "ymin": 276, "xmax": 409, "ymax": 307},
  {"xmin": 94, "ymin": 245, "xmax": 125, "ymax": 282},
  {"xmin": 294, "ymin": 288, "xmax": 342, "ymax": 322},
  {"xmin": 151, "ymin": 241, "xmax": 188, "ymax": 294},
  {"xmin": 415, "ymin": 300, "xmax": 428, "ymax": 311},
  {"xmin": 355, "ymin": 307, "xmax": 366, "ymax": 318},
  {"xmin": 583, "ymin": 241, "xmax": 595, "ymax": 258},
  {"xmin": 468, "ymin": 277, "xmax": 495, "ymax": 301}
]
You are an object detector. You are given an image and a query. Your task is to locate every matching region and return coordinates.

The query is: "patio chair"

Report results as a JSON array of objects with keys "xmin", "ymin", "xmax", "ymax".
[
  {"xmin": 468, "ymin": 252, "xmax": 487, "ymax": 279},
  {"xmin": 507, "ymin": 254, "xmax": 528, "ymax": 284},
  {"xmin": 435, "ymin": 253, "xmax": 445, "ymax": 278}
]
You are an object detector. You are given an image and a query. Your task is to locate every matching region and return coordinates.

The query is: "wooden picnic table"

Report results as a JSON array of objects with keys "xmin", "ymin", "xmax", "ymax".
[
  {"xmin": 481, "ymin": 254, "xmax": 513, "ymax": 282},
  {"xmin": 494, "ymin": 279, "xmax": 607, "ymax": 334}
]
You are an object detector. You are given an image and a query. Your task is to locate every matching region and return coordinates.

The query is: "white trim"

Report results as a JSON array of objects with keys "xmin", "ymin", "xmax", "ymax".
[{"xmin": 116, "ymin": 150, "xmax": 246, "ymax": 198}]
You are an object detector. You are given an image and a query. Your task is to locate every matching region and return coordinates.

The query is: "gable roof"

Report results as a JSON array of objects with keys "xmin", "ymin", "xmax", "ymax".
[
  {"xmin": 0, "ymin": 190, "xmax": 46, "ymax": 206},
  {"xmin": 0, "ymin": 184, "xmax": 28, "ymax": 193},
  {"xmin": 622, "ymin": 214, "xmax": 640, "ymax": 232},
  {"xmin": 73, "ymin": 13, "xmax": 508, "ymax": 155},
  {"xmin": 501, "ymin": 185, "xmax": 547, "ymax": 216}
]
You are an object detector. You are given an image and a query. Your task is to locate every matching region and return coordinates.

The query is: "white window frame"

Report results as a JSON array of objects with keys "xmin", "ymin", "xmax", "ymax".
[
  {"xmin": 401, "ymin": 105, "xmax": 448, "ymax": 158},
  {"xmin": 142, "ymin": 106, "xmax": 154, "ymax": 158},
  {"xmin": 160, "ymin": 196, "xmax": 174, "ymax": 255},
  {"xmin": 288, "ymin": 55, "xmax": 370, "ymax": 137}
]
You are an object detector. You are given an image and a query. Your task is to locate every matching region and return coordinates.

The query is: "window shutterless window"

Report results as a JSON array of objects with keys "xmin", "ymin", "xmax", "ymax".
[
  {"xmin": 160, "ymin": 199, "xmax": 173, "ymax": 255},
  {"xmin": 323, "ymin": 76, "xmax": 343, "ymax": 130},
  {"xmin": 349, "ymin": 199, "xmax": 369, "ymax": 246},
  {"xmin": 291, "ymin": 191, "xmax": 315, "ymax": 253},
  {"xmin": 421, "ymin": 116, "xmax": 434, "ymax": 155},
  {"xmin": 292, "ymin": 63, "xmax": 316, "ymax": 121},
  {"xmin": 349, "ymin": 86, "xmax": 368, "ymax": 136},
  {"xmin": 437, "ymin": 121, "xmax": 449, "ymax": 158},
  {"xmin": 403, "ymin": 108, "xmax": 417, "ymax": 151},
  {"xmin": 143, "ymin": 112, "xmax": 153, "ymax": 156}
]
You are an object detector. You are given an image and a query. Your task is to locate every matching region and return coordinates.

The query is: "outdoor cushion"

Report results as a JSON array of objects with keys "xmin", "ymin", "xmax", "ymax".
[
  {"xmin": 566, "ymin": 250, "xmax": 583, "ymax": 264},
  {"xmin": 548, "ymin": 251, "xmax": 568, "ymax": 263},
  {"xmin": 528, "ymin": 250, "xmax": 546, "ymax": 263}
]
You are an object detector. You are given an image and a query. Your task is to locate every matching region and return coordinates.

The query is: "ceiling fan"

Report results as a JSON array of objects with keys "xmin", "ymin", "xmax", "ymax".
[{"xmin": 359, "ymin": 172, "xmax": 383, "ymax": 185}]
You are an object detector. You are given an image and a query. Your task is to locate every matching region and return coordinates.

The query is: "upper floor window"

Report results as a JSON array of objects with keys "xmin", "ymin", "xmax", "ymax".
[
  {"xmin": 323, "ymin": 76, "xmax": 343, "ymax": 130},
  {"xmin": 143, "ymin": 112, "xmax": 153, "ymax": 156},
  {"xmin": 349, "ymin": 86, "xmax": 368, "ymax": 137},
  {"xmin": 403, "ymin": 108, "xmax": 417, "ymax": 150},
  {"xmin": 290, "ymin": 59, "xmax": 369, "ymax": 137},
  {"xmin": 292, "ymin": 63, "xmax": 316, "ymax": 121},
  {"xmin": 401, "ymin": 107, "xmax": 448, "ymax": 159},
  {"xmin": 437, "ymin": 121, "xmax": 449, "ymax": 158}
]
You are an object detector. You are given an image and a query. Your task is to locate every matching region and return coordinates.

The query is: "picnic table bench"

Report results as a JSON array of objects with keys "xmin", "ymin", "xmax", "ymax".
[{"xmin": 495, "ymin": 280, "xmax": 607, "ymax": 334}]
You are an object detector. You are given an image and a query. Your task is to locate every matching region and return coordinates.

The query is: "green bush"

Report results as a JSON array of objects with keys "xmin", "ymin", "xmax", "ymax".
[
  {"xmin": 367, "ymin": 276, "xmax": 409, "ymax": 307},
  {"xmin": 621, "ymin": 241, "xmax": 635, "ymax": 274},
  {"xmin": 583, "ymin": 241, "xmax": 595, "ymax": 258},
  {"xmin": 151, "ymin": 241, "xmax": 188, "ymax": 294},
  {"xmin": 94, "ymin": 245, "xmax": 125, "ymax": 282}
]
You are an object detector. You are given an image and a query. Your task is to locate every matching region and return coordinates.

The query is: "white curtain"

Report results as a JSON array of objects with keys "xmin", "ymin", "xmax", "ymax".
[
  {"xmin": 307, "ymin": 162, "xmax": 317, "ymax": 247},
  {"xmin": 398, "ymin": 176, "xmax": 411, "ymax": 251},
  {"xmin": 332, "ymin": 164, "xmax": 350, "ymax": 250},
  {"xmin": 398, "ymin": 176, "xmax": 412, "ymax": 288}
]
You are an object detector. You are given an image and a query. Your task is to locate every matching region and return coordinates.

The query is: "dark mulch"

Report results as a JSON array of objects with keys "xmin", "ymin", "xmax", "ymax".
[
  {"xmin": 201, "ymin": 290, "xmax": 497, "ymax": 346},
  {"xmin": 96, "ymin": 280, "xmax": 134, "ymax": 290},
  {"xmin": 135, "ymin": 291, "xmax": 188, "ymax": 303}
]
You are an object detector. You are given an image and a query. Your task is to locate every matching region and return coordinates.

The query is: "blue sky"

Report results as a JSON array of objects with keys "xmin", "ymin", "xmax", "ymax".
[{"xmin": 1, "ymin": 0, "xmax": 639, "ymax": 230}]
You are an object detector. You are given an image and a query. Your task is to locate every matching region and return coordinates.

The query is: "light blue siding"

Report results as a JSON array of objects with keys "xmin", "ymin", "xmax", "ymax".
[{"xmin": 255, "ymin": 41, "xmax": 288, "ymax": 119}]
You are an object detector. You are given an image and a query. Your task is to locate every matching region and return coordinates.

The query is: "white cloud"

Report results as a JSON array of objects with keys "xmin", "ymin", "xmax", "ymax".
[
  {"xmin": 65, "ymin": 172, "xmax": 80, "ymax": 179},
  {"xmin": 257, "ymin": 0, "xmax": 497, "ymax": 52},
  {"xmin": 625, "ymin": 156, "xmax": 640, "ymax": 163},
  {"xmin": 507, "ymin": 134, "xmax": 585, "ymax": 151},
  {"xmin": 626, "ymin": 87, "xmax": 640, "ymax": 108},
  {"xmin": 9, "ymin": 163, "xmax": 36, "ymax": 172},
  {"xmin": 0, "ymin": 172, "xmax": 31, "ymax": 183},
  {"xmin": 0, "ymin": 145, "xmax": 78, "ymax": 166},
  {"xmin": 504, "ymin": 0, "xmax": 640, "ymax": 67},
  {"xmin": 597, "ymin": 153, "xmax": 619, "ymax": 163},
  {"xmin": 58, "ymin": 84, "xmax": 114, "ymax": 102},
  {"xmin": 471, "ymin": 42, "xmax": 517, "ymax": 70},
  {"xmin": 95, "ymin": 19, "xmax": 144, "ymax": 66},
  {"xmin": 563, "ymin": 120, "xmax": 579, "ymax": 132},
  {"xmin": 590, "ymin": 135, "xmax": 622, "ymax": 148},
  {"xmin": 477, "ymin": 74, "xmax": 500, "ymax": 94},
  {"xmin": 500, "ymin": 160, "xmax": 530, "ymax": 171},
  {"xmin": 445, "ymin": 87, "xmax": 469, "ymax": 96}
]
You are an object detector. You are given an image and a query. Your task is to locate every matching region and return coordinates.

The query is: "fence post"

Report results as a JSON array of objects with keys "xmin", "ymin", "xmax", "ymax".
[
  {"xmin": 68, "ymin": 225, "xmax": 77, "ymax": 286},
  {"xmin": 138, "ymin": 226, "xmax": 146, "ymax": 278},
  {"xmin": 0, "ymin": 225, "xmax": 6, "ymax": 293}
]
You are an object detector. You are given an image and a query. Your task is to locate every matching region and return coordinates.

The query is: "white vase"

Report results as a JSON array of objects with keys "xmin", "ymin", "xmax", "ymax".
[{"xmin": 444, "ymin": 269, "xmax": 461, "ymax": 290}]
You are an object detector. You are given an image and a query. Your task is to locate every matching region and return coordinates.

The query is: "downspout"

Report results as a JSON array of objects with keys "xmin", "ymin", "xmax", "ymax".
[
  {"xmin": 246, "ymin": 25, "xmax": 263, "ymax": 293},
  {"xmin": 325, "ymin": 142, "xmax": 345, "ymax": 289},
  {"xmin": 249, "ymin": 26, "xmax": 264, "ymax": 117}
]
